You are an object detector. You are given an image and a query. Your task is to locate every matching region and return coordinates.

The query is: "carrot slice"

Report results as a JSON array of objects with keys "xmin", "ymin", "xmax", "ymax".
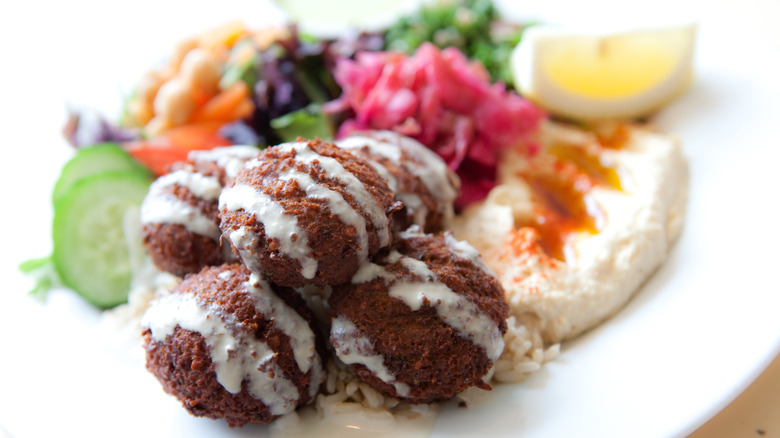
[
  {"xmin": 123, "ymin": 125, "xmax": 232, "ymax": 176},
  {"xmin": 191, "ymin": 86, "xmax": 213, "ymax": 109},
  {"xmin": 191, "ymin": 81, "xmax": 252, "ymax": 123}
]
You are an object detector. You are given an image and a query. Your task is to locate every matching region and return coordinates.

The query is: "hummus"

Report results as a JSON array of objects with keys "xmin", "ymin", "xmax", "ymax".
[{"xmin": 452, "ymin": 120, "xmax": 688, "ymax": 345}]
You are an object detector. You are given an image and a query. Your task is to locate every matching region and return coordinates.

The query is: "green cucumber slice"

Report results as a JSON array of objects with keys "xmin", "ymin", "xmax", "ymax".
[
  {"xmin": 53, "ymin": 170, "xmax": 151, "ymax": 308},
  {"xmin": 53, "ymin": 143, "xmax": 152, "ymax": 204}
]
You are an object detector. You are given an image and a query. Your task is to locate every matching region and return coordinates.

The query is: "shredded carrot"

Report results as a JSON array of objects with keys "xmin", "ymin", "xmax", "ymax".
[
  {"xmin": 123, "ymin": 124, "xmax": 232, "ymax": 176},
  {"xmin": 190, "ymin": 86, "xmax": 213, "ymax": 109},
  {"xmin": 231, "ymin": 99, "xmax": 255, "ymax": 120},
  {"xmin": 179, "ymin": 120, "xmax": 225, "ymax": 132},
  {"xmin": 191, "ymin": 81, "xmax": 252, "ymax": 123}
]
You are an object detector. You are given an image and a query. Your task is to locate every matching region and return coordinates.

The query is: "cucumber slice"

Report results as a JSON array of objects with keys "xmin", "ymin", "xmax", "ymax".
[
  {"xmin": 53, "ymin": 143, "xmax": 152, "ymax": 204},
  {"xmin": 53, "ymin": 170, "xmax": 151, "ymax": 308}
]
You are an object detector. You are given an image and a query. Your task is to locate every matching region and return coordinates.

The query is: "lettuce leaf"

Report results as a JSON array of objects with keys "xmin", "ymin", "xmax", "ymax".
[{"xmin": 270, "ymin": 104, "xmax": 334, "ymax": 142}]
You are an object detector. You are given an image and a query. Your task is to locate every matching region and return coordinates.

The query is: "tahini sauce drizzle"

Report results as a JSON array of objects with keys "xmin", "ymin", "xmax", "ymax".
[
  {"xmin": 142, "ymin": 290, "xmax": 300, "ymax": 415},
  {"xmin": 219, "ymin": 183, "xmax": 318, "ymax": 279},
  {"xmin": 221, "ymin": 141, "xmax": 395, "ymax": 279},
  {"xmin": 337, "ymin": 132, "xmax": 458, "ymax": 227},
  {"xmin": 277, "ymin": 167, "xmax": 370, "ymax": 263},
  {"xmin": 189, "ymin": 145, "xmax": 260, "ymax": 178},
  {"xmin": 337, "ymin": 136, "xmax": 424, "ymax": 223},
  {"xmin": 385, "ymin": 132, "xmax": 459, "ymax": 206},
  {"xmin": 273, "ymin": 142, "xmax": 392, "ymax": 247},
  {"xmin": 140, "ymin": 169, "xmax": 222, "ymax": 239},
  {"xmin": 359, "ymin": 131, "xmax": 458, "ymax": 202},
  {"xmin": 337, "ymin": 137, "xmax": 400, "ymax": 193},
  {"xmin": 246, "ymin": 273, "xmax": 326, "ymax": 399},
  {"xmin": 386, "ymin": 261, "xmax": 505, "ymax": 362},
  {"xmin": 330, "ymin": 315, "xmax": 411, "ymax": 397},
  {"xmin": 343, "ymin": 238, "xmax": 505, "ymax": 365}
]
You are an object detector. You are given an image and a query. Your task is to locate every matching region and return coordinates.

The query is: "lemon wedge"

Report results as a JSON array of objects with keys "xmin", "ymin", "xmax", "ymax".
[{"xmin": 512, "ymin": 23, "xmax": 697, "ymax": 121}]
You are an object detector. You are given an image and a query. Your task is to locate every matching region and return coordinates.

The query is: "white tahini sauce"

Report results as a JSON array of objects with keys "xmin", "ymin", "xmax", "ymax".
[
  {"xmin": 142, "ymin": 272, "xmax": 324, "ymax": 414},
  {"xmin": 189, "ymin": 145, "xmax": 261, "ymax": 178},
  {"xmin": 443, "ymin": 233, "xmax": 496, "ymax": 276},
  {"xmin": 142, "ymin": 292, "xmax": 298, "ymax": 415},
  {"xmin": 219, "ymin": 183, "xmax": 318, "ymax": 279},
  {"xmin": 388, "ymin": 279, "xmax": 504, "ymax": 362},
  {"xmin": 339, "ymin": 136, "xmax": 428, "ymax": 225},
  {"xmin": 351, "ymin": 261, "xmax": 395, "ymax": 284},
  {"xmin": 220, "ymin": 141, "xmax": 398, "ymax": 280},
  {"xmin": 400, "ymin": 226, "xmax": 497, "ymax": 277},
  {"xmin": 337, "ymin": 135, "xmax": 402, "ymax": 162},
  {"xmin": 337, "ymin": 132, "xmax": 459, "ymax": 227},
  {"xmin": 140, "ymin": 169, "xmax": 222, "ymax": 239},
  {"xmin": 347, "ymin": 239, "xmax": 505, "ymax": 362},
  {"xmin": 349, "ymin": 132, "xmax": 458, "ymax": 202},
  {"xmin": 141, "ymin": 195, "xmax": 222, "ymax": 239},
  {"xmin": 247, "ymin": 273, "xmax": 325, "ymax": 398},
  {"xmin": 154, "ymin": 169, "xmax": 222, "ymax": 200},
  {"xmin": 337, "ymin": 136, "xmax": 400, "ymax": 192},
  {"xmin": 330, "ymin": 315, "xmax": 411, "ymax": 397},
  {"xmin": 277, "ymin": 166, "xmax": 370, "ymax": 262},
  {"xmin": 384, "ymin": 132, "xmax": 459, "ymax": 206},
  {"xmin": 267, "ymin": 142, "xmax": 392, "ymax": 247}
]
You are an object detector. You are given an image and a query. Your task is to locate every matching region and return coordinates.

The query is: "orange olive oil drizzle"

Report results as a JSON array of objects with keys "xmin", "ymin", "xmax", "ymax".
[
  {"xmin": 547, "ymin": 142, "xmax": 623, "ymax": 191},
  {"xmin": 596, "ymin": 122, "xmax": 633, "ymax": 150},
  {"xmin": 520, "ymin": 173, "xmax": 601, "ymax": 262},
  {"xmin": 517, "ymin": 124, "xmax": 626, "ymax": 262}
]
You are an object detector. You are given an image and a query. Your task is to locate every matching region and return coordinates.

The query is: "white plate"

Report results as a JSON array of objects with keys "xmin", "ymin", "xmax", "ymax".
[{"xmin": 2, "ymin": 1, "xmax": 779, "ymax": 437}]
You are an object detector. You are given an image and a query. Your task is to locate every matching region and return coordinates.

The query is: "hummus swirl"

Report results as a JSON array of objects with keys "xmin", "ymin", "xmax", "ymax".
[{"xmin": 452, "ymin": 120, "xmax": 688, "ymax": 345}]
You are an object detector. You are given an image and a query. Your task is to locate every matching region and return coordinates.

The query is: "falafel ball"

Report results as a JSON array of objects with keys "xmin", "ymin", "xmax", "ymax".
[
  {"xmin": 140, "ymin": 145, "xmax": 259, "ymax": 276},
  {"xmin": 337, "ymin": 130, "xmax": 460, "ymax": 233},
  {"xmin": 142, "ymin": 263, "xmax": 326, "ymax": 428},
  {"xmin": 328, "ymin": 227, "xmax": 508, "ymax": 404},
  {"xmin": 219, "ymin": 139, "xmax": 401, "ymax": 288}
]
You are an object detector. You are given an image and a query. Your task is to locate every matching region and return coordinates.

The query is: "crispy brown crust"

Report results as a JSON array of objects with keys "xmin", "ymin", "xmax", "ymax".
[
  {"xmin": 143, "ymin": 263, "xmax": 325, "ymax": 427},
  {"xmin": 345, "ymin": 138, "xmax": 455, "ymax": 233},
  {"xmin": 144, "ymin": 326, "xmax": 277, "ymax": 427},
  {"xmin": 329, "ymin": 233, "xmax": 508, "ymax": 404},
  {"xmin": 165, "ymin": 162, "xmax": 222, "ymax": 224},
  {"xmin": 182, "ymin": 158, "xmax": 229, "ymax": 186},
  {"xmin": 220, "ymin": 139, "xmax": 400, "ymax": 288},
  {"xmin": 394, "ymin": 234, "xmax": 508, "ymax": 329},
  {"xmin": 142, "ymin": 162, "xmax": 225, "ymax": 276},
  {"xmin": 142, "ymin": 223, "xmax": 224, "ymax": 277}
]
